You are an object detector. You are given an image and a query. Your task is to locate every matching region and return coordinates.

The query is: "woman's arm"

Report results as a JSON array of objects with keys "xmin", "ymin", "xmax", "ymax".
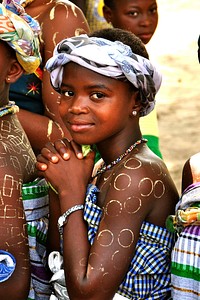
[
  {"xmin": 0, "ymin": 166, "xmax": 30, "ymax": 300},
  {"xmin": 70, "ymin": 0, "xmax": 86, "ymax": 14},
  {"xmin": 17, "ymin": 2, "xmax": 90, "ymax": 154}
]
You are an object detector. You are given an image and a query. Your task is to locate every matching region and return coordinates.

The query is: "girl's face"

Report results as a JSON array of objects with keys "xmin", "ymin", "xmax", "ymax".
[
  {"xmin": 59, "ymin": 62, "xmax": 138, "ymax": 146},
  {"xmin": 104, "ymin": 0, "xmax": 158, "ymax": 44}
]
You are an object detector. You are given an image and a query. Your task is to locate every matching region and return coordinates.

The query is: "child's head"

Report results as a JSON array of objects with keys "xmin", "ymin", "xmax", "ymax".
[
  {"xmin": 103, "ymin": 0, "xmax": 158, "ymax": 44},
  {"xmin": 0, "ymin": 0, "xmax": 41, "ymax": 85},
  {"xmin": 45, "ymin": 29, "xmax": 161, "ymax": 145},
  {"xmin": 46, "ymin": 28, "xmax": 161, "ymax": 117}
]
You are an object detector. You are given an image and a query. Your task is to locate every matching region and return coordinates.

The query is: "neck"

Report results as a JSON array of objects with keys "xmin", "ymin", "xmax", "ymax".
[{"xmin": 96, "ymin": 130, "xmax": 142, "ymax": 165}]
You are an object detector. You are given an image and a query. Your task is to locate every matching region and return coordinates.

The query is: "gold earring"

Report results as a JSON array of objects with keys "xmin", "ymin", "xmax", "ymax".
[{"xmin": 7, "ymin": 77, "xmax": 10, "ymax": 82}]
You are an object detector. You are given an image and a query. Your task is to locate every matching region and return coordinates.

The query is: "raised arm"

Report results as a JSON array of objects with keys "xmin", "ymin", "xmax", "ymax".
[{"xmin": 17, "ymin": 2, "xmax": 90, "ymax": 153}]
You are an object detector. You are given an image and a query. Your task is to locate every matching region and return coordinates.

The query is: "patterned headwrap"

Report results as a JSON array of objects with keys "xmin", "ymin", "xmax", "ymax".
[
  {"xmin": 45, "ymin": 34, "xmax": 162, "ymax": 116},
  {"xmin": 0, "ymin": 0, "xmax": 41, "ymax": 74}
]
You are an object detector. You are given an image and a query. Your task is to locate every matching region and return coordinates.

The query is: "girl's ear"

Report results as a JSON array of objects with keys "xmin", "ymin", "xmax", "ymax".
[
  {"xmin": 130, "ymin": 91, "xmax": 142, "ymax": 115},
  {"xmin": 103, "ymin": 5, "xmax": 112, "ymax": 24},
  {"xmin": 5, "ymin": 60, "xmax": 24, "ymax": 84}
]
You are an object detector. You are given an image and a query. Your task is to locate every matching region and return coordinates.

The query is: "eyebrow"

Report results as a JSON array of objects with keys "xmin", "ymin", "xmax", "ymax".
[{"xmin": 61, "ymin": 83, "xmax": 113, "ymax": 92}]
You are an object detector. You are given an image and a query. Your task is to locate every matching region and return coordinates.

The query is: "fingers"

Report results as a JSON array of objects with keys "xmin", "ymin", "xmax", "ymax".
[
  {"xmin": 36, "ymin": 154, "xmax": 49, "ymax": 171},
  {"xmin": 53, "ymin": 139, "xmax": 70, "ymax": 160},
  {"xmin": 70, "ymin": 140, "xmax": 84, "ymax": 159}
]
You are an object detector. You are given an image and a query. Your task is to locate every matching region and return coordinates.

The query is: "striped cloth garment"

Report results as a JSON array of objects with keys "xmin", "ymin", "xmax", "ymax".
[
  {"xmin": 22, "ymin": 178, "xmax": 51, "ymax": 300},
  {"xmin": 168, "ymin": 183, "xmax": 200, "ymax": 299}
]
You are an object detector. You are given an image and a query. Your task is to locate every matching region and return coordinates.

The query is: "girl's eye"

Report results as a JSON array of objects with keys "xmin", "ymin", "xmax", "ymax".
[
  {"xmin": 150, "ymin": 7, "xmax": 157, "ymax": 14},
  {"xmin": 128, "ymin": 11, "xmax": 139, "ymax": 17},
  {"xmin": 62, "ymin": 90, "xmax": 74, "ymax": 97},
  {"xmin": 91, "ymin": 92, "xmax": 105, "ymax": 100}
]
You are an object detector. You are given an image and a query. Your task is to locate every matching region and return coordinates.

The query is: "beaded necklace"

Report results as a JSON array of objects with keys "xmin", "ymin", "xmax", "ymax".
[
  {"xmin": 0, "ymin": 102, "xmax": 19, "ymax": 118},
  {"xmin": 94, "ymin": 138, "xmax": 147, "ymax": 178}
]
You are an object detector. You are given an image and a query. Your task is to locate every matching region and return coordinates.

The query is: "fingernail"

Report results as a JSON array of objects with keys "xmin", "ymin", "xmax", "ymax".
[
  {"xmin": 52, "ymin": 156, "xmax": 58, "ymax": 162},
  {"xmin": 77, "ymin": 153, "xmax": 83, "ymax": 159},
  {"xmin": 63, "ymin": 153, "xmax": 69, "ymax": 160}
]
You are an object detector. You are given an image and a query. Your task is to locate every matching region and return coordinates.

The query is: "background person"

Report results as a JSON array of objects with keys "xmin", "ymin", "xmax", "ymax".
[{"xmin": 102, "ymin": 0, "xmax": 162, "ymax": 158}]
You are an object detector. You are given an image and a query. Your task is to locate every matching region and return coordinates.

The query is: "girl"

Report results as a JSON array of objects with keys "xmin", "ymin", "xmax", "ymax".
[{"xmin": 36, "ymin": 29, "xmax": 178, "ymax": 299}]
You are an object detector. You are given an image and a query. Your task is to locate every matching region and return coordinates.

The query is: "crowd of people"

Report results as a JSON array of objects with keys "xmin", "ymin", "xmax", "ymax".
[{"xmin": 0, "ymin": 0, "xmax": 199, "ymax": 299}]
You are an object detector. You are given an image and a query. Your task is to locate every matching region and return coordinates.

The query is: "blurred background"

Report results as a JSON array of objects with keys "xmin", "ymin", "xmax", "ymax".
[{"xmin": 146, "ymin": 0, "xmax": 200, "ymax": 193}]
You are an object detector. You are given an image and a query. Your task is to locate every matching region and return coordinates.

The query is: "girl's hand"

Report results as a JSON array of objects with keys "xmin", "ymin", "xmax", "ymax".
[
  {"xmin": 36, "ymin": 140, "xmax": 95, "ymax": 196},
  {"xmin": 36, "ymin": 138, "xmax": 84, "ymax": 171}
]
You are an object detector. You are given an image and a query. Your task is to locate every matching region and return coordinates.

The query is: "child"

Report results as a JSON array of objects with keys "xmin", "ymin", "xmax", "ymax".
[
  {"xmin": 167, "ymin": 156, "xmax": 200, "ymax": 299},
  {"xmin": 102, "ymin": 0, "xmax": 162, "ymax": 159},
  {"xmin": 36, "ymin": 29, "xmax": 179, "ymax": 299},
  {"xmin": 0, "ymin": 0, "xmax": 50, "ymax": 299},
  {"xmin": 166, "ymin": 37, "xmax": 200, "ymax": 299}
]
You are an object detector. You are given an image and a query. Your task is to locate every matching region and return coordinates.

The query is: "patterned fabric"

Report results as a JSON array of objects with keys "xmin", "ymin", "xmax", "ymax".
[
  {"xmin": 45, "ymin": 34, "xmax": 162, "ymax": 116},
  {"xmin": 10, "ymin": 70, "xmax": 44, "ymax": 114},
  {"xmin": 85, "ymin": 0, "xmax": 111, "ymax": 32},
  {"xmin": 166, "ymin": 182, "xmax": 200, "ymax": 233},
  {"xmin": 171, "ymin": 225, "xmax": 200, "ymax": 299},
  {"xmin": 0, "ymin": 250, "xmax": 16, "ymax": 283},
  {"xmin": 168, "ymin": 183, "xmax": 200, "ymax": 299},
  {"xmin": 22, "ymin": 178, "xmax": 51, "ymax": 300},
  {"xmin": 83, "ymin": 184, "xmax": 174, "ymax": 299},
  {"xmin": 0, "ymin": 0, "xmax": 41, "ymax": 74}
]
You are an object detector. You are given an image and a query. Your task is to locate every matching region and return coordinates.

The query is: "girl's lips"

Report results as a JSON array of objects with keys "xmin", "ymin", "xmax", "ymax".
[
  {"xmin": 138, "ymin": 33, "xmax": 153, "ymax": 42},
  {"xmin": 69, "ymin": 123, "xmax": 93, "ymax": 132}
]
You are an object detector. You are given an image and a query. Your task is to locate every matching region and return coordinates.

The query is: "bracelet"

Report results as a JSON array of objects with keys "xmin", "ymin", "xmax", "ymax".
[{"xmin": 57, "ymin": 205, "xmax": 84, "ymax": 234}]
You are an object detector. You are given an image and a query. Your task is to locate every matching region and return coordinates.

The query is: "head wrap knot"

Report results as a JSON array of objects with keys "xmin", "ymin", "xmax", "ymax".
[
  {"xmin": 46, "ymin": 34, "xmax": 162, "ymax": 116},
  {"xmin": 0, "ymin": 0, "xmax": 41, "ymax": 74}
]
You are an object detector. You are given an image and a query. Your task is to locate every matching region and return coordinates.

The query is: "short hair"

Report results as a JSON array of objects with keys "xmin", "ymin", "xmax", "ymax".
[
  {"xmin": 104, "ymin": 0, "xmax": 115, "ymax": 9},
  {"xmin": 89, "ymin": 28, "xmax": 149, "ymax": 59}
]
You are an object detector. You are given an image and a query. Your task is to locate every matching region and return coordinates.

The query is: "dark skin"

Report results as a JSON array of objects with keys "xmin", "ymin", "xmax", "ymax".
[
  {"xmin": 103, "ymin": 0, "xmax": 158, "ymax": 44},
  {"xmin": 181, "ymin": 152, "xmax": 200, "ymax": 192},
  {"xmin": 16, "ymin": 0, "xmax": 89, "ymax": 154},
  {"xmin": 36, "ymin": 62, "xmax": 179, "ymax": 299},
  {"xmin": 0, "ymin": 42, "xmax": 37, "ymax": 300},
  {"xmin": 70, "ymin": 0, "xmax": 86, "ymax": 14}
]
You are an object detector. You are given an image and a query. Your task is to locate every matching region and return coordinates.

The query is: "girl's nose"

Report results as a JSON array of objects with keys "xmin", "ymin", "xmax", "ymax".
[
  {"xmin": 139, "ymin": 14, "xmax": 152, "ymax": 26},
  {"xmin": 68, "ymin": 97, "xmax": 89, "ymax": 114}
]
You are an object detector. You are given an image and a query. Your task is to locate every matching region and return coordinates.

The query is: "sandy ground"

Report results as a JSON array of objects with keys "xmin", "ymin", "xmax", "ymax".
[{"xmin": 146, "ymin": 0, "xmax": 200, "ymax": 193}]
